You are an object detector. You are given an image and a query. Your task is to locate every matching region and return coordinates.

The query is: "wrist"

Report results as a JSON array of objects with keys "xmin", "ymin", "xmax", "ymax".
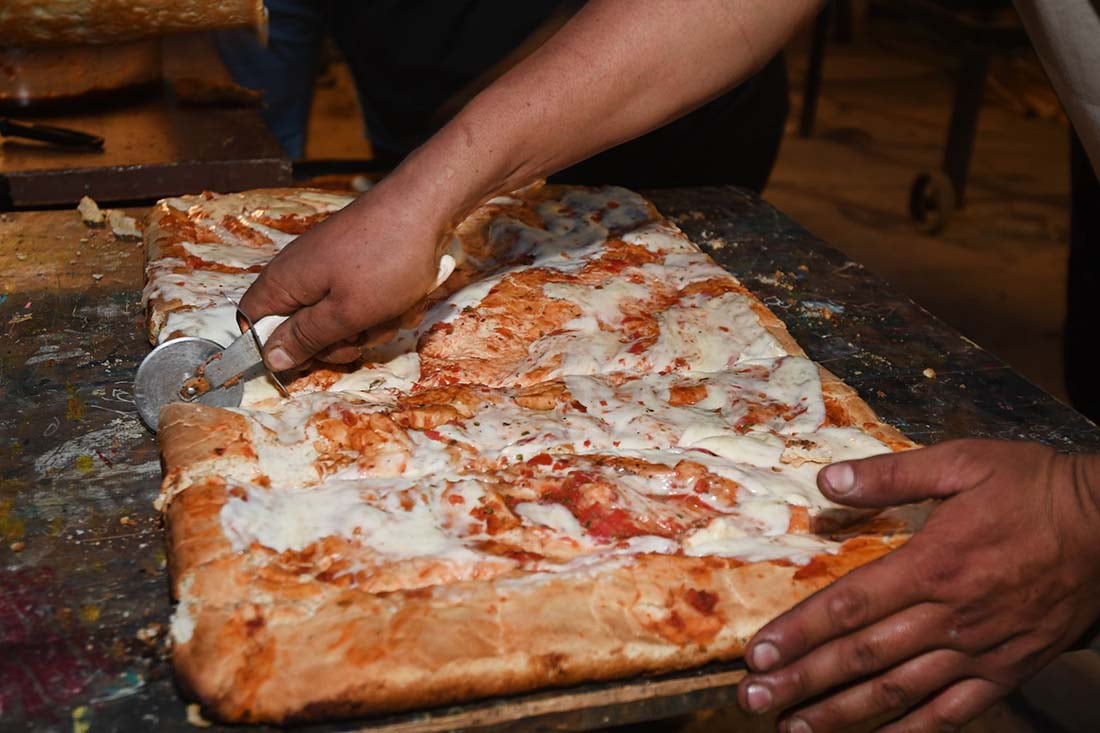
[
  {"xmin": 1066, "ymin": 452, "xmax": 1100, "ymax": 522},
  {"xmin": 1050, "ymin": 450, "xmax": 1100, "ymax": 576},
  {"xmin": 400, "ymin": 89, "xmax": 542, "ymax": 220}
]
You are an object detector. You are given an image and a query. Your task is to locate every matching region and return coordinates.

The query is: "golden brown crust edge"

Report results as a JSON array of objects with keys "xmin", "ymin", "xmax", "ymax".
[
  {"xmin": 172, "ymin": 539, "xmax": 903, "ymax": 723},
  {"xmin": 156, "ymin": 403, "xmax": 257, "ymax": 511},
  {"xmin": 818, "ymin": 367, "xmax": 917, "ymax": 451},
  {"xmin": 747, "ymin": 299, "xmax": 808, "ymax": 359}
]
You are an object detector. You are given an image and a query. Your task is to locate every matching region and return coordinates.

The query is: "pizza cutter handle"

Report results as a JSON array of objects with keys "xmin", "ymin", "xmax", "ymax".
[
  {"xmin": 246, "ymin": 314, "xmax": 289, "ymax": 344},
  {"xmin": 237, "ymin": 313, "xmax": 291, "ymax": 397}
]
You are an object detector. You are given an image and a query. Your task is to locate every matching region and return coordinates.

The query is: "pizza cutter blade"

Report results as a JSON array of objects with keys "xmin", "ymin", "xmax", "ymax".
[
  {"xmin": 133, "ymin": 314, "xmax": 289, "ymax": 431},
  {"xmin": 134, "ymin": 337, "xmax": 244, "ymax": 430}
]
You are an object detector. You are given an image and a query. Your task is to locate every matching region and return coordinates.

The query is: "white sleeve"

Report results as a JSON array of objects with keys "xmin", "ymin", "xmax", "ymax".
[{"xmin": 1014, "ymin": 0, "xmax": 1100, "ymax": 172}]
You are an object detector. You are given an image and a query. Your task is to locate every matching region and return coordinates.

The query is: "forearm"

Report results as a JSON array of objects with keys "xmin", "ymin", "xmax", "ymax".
[
  {"xmin": 384, "ymin": 0, "xmax": 821, "ymax": 233},
  {"xmin": 241, "ymin": 0, "xmax": 821, "ymax": 364}
]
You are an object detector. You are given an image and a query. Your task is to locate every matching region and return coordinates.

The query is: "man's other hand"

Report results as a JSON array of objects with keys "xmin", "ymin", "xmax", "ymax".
[{"xmin": 738, "ymin": 439, "xmax": 1100, "ymax": 732}]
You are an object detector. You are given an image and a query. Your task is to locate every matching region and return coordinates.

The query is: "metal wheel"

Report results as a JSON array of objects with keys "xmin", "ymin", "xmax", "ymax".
[{"xmin": 909, "ymin": 171, "xmax": 957, "ymax": 235}]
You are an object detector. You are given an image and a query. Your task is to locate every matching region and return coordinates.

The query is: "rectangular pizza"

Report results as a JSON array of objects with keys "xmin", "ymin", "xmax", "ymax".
[{"xmin": 142, "ymin": 184, "xmax": 920, "ymax": 723}]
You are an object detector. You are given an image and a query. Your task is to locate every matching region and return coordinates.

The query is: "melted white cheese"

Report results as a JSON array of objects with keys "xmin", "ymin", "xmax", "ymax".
[
  {"xmin": 684, "ymin": 432, "xmax": 786, "ymax": 467},
  {"xmin": 220, "ymin": 478, "xmax": 486, "ymax": 563},
  {"xmin": 515, "ymin": 502, "xmax": 589, "ymax": 540},
  {"xmin": 162, "ymin": 303, "xmax": 240, "ymax": 347},
  {"xmin": 646, "ymin": 293, "xmax": 788, "ymax": 372},
  {"xmin": 621, "ymin": 223, "xmax": 698, "ymax": 255},
  {"xmin": 181, "ymin": 240, "xmax": 277, "ymax": 270},
  {"xmin": 169, "ymin": 576, "xmax": 196, "ymax": 645},
  {"xmin": 513, "ymin": 288, "xmax": 792, "ymax": 384},
  {"xmin": 683, "ymin": 527, "xmax": 841, "ymax": 564},
  {"xmin": 327, "ymin": 352, "xmax": 422, "ymax": 395},
  {"xmin": 144, "ymin": 259, "xmax": 256, "ymax": 308},
  {"xmin": 157, "ymin": 186, "xmax": 908, "ymax": 570},
  {"xmin": 543, "ymin": 279, "xmax": 652, "ymax": 329},
  {"xmin": 637, "ymin": 250, "xmax": 735, "ymax": 287}
]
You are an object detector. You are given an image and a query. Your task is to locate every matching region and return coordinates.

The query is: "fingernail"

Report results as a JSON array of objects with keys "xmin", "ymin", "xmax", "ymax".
[
  {"xmin": 266, "ymin": 347, "xmax": 294, "ymax": 372},
  {"xmin": 750, "ymin": 641, "xmax": 780, "ymax": 671},
  {"xmin": 822, "ymin": 463, "xmax": 856, "ymax": 496},
  {"xmin": 744, "ymin": 683, "xmax": 773, "ymax": 713},
  {"xmin": 785, "ymin": 717, "xmax": 813, "ymax": 733}
]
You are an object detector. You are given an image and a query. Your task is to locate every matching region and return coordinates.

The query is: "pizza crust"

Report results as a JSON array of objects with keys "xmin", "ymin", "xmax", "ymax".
[
  {"xmin": 819, "ymin": 368, "xmax": 915, "ymax": 451},
  {"xmin": 171, "ymin": 530, "xmax": 906, "ymax": 723},
  {"xmin": 147, "ymin": 185, "xmax": 924, "ymax": 722},
  {"xmin": 156, "ymin": 403, "xmax": 257, "ymax": 510}
]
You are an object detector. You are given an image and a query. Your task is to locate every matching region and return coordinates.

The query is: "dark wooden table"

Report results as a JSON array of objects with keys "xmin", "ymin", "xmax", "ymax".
[
  {"xmin": 2, "ymin": 187, "xmax": 1097, "ymax": 732},
  {"xmin": 0, "ymin": 36, "xmax": 290, "ymax": 210},
  {"xmin": 0, "ymin": 92, "xmax": 290, "ymax": 210}
]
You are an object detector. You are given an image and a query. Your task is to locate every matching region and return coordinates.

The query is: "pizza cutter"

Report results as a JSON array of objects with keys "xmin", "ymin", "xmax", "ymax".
[{"xmin": 134, "ymin": 313, "xmax": 289, "ymax": 431}]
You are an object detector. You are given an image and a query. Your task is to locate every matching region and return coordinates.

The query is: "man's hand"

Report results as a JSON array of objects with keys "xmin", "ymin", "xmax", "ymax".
[
  {"xmin": 738, "ymin": 439, "xmax": 1100, "ymax": 732},
  {"xmin": 238, "ymin": 175, "xmax": 448, "ymax": 370}
]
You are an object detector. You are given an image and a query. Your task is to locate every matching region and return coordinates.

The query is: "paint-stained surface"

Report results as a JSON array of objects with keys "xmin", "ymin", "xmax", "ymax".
[
  {"xmin": 1, "ymin": 189, "xmax": 1098, "ymax": 732},
  {"xmin": 0, "ymin": 208, "xmax": 172, "ymax": 731}
]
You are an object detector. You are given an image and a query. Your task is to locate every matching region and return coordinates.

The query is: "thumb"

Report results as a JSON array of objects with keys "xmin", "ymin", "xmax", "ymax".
[
  {"xmin": 817, "ymin": 439, "xmax": 1002, "ymax": 507},
  {"xmin": 262, "ymin": 299, "xmax": 357, "ymax": 371}
]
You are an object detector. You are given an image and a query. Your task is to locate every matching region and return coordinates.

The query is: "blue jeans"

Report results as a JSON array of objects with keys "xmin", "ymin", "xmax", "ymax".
[{"xmin": 215, "ymin": 0, "xmax": 326, "ymax": 158}]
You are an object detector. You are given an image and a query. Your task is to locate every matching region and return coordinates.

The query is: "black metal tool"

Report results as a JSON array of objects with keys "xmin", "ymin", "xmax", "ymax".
[{"xmin": 0, "ymin": 117, "xmax": 104, "ymax": 150}]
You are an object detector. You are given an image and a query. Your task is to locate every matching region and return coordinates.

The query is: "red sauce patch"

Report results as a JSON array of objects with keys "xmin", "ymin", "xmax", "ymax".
[
  {"xmin": 470, "ymin": 499, "xmax": 516, "ymax": 534},
  {"xmin": 668, "ymin": 383, "xmax": 708, "ymax": 406},
  {"xmin": 685, "ymin": 588, "xmax": 719, "ymax": 615},
  {"xmin": 222, "ymin": 215, "xmax": 274, "ymax": 245},
  {"xmin": 182, "ymin": 254, "xmax": 261, "ymax": 274},
  {"xmin": 256, "ymin": 213, "xmax": 323, "ymax": 234},
  {"xmin": 786, "ymin": 505, "xmax": 811, "ymax": 533},
  {"xmin": 792, "ymin": 556, "xmax": 834, "ymax": 581}
]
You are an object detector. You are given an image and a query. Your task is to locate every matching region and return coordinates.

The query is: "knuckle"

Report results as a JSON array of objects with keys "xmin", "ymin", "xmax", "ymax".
[
  {"xmin": 945, "ymin": 604, "xmax": 986, "ymax": 642},
  {"xmin": 916, "ymin": 549, "xmax": 962, "ymax": 590},
  {"xmin": 846, "ymin": 636, "xmax": 883, "ymax": 675},
  {"xmin": 826, "ymin": 586, "xmax": 871, "ymax": 632},
  {"xmin": 928, "ymin": 708, "xmax": 965, "ymax": 732},
  {"xmin": 770, "ymin": 664, "xmax": 815, "ymax": 705},
  {"xmin": 326, "ymin": 299, "xmax": 370, "ymax": 339},
  {"xmin": 943, "ymin": 623, "xmax": 964, "ymax": 648},
  {"xmin": 883, "ymin": 454, "xmax": 907, "ymax": 492},
  {"xmin": 327, "ymin": 300, "xmax": 359, "ymax": 330},
  {"xmin": 789, "ymin": 664, "xmax": 815, "ymax": 700},
  {"xmin": 242, "ymin": 268, "xmax": 298, "ymax": 317},
  {"xmin": 873, "ymin": 677, "xmax": 914, "ymax": 713},
  {"xmin": 994, "ymin": 640, "xmax": 1048, "ymax": 683},
  {"xmin": 288, "ymin": 317, "xmax": 327, "ymax": 355}
]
